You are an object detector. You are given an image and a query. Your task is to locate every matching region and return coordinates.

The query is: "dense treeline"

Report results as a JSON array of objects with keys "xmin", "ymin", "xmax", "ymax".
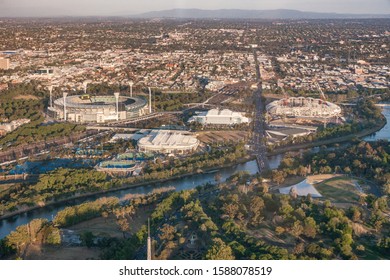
[
  {"xmin": 2, "ymin": 178, "xmax": 388, "ymax": 260},
  {"xmin": 1, "ymin": 218, "xmax": 61, "ymax": 258},
  {"xmin": 0, "ymin": 168, "xmax": 114, "ymax": 213},
  {"xmin": 0, "ymin": 83, "xmax": 86, "ymax": 148},
  {"xmin": 0, "ymin": 122, "xmax": 86, "ymax": 148},
  {"xmin": 153, "ymin": 90, "xmax": 213, "ymax": 112},
  {"xmin": 268, "ymin": 140, "xmax": 390, "ymax": 195},
  {"xmin": 142, "ymin": 142, "xmax": 247, "ymax": 176},
  {"xmin": 106, "ymin": 179, "xmax": 389, "ymax": 260},
  {"xmin": 1, "ymin": 190, "xmax": 175, "ymax": 259},
  {"xmin": 149, "ymin": 189, "xmax": 226, "ymax": 260},
  {"xmin": 304, "ymin": 140, "xmax": 390, "ymax": 194},
  {"xmin": 0, "ymin": 99, "xmax": 43, "ymax": 123},
  {"xmin": 53, "ymin": 197, "xmax": 119, "ymax": 227},
  {"xmin": 0, "ymin": 142, "xmax": 247, "ymax": 215},
  {"xmin": 116, "ymin": 141, "xmax": 247, "ymax": 185},
  {"xmin": 0, "ymin": 82, "xmax": 47, "ymax": 101},
  {"xmin": 206, "ymin": 174, "xmax": 389, "ymax": 260}
]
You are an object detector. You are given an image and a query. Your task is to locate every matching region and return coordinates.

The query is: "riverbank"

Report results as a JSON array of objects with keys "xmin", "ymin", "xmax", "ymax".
[
  {"xmin": 268, "ymin": 118, "xmax": 387, "ymax": 156},
  {"xmin": 0, "ymin": 155, "xmax": 255, "ymax": 221}
]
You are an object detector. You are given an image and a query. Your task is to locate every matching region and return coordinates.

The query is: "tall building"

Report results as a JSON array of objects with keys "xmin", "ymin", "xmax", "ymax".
[{"xmin": 0, "ymin": 58, "xmax": 10, "ymax": 70}]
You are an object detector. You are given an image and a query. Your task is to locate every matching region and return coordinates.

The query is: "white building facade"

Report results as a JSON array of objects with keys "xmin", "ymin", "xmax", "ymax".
[{"xmin": 188, "ymin": 109, "xmax": 251, "ymax": 125}]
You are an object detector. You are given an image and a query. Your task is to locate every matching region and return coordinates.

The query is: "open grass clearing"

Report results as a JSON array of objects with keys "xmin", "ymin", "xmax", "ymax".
[{"xmin": 315, "ymin": 177, "xmax": 361, "ymax": 204}]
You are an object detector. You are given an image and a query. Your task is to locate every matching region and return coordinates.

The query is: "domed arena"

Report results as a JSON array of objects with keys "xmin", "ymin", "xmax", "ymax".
[{"xmin": 48, "ymin": 93, "xmax": 149, "ymax": 123}]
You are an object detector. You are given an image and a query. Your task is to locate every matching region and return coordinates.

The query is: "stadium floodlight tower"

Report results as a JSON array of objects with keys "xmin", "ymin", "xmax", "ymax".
[
  {"xmin": 114, "ymin": 92, "xmax": 120, "ymax": 121},
  {"xmin": 63, "ymin": 92, "xmax": 68, "ymax": 121},
  {"xmin": 48, "ymin": 85, "xmax": 54, "ymax": 108},
  {"xmin": 129, "ymin": 81, "xmax": 134, "ymax": 97},
  {"xmin": 83, "ymin": 81, "xmax": 89, "ymax": 94},
  {"xmin": 148, "ymin": 87, "xmax": 152, "ymax": 114}
]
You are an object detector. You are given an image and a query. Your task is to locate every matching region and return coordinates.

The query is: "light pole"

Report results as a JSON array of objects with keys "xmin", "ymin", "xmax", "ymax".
[
  {"xmin": 129, "ymin": 81, "xmax": 134, "ymax": 97},
  {"xmin": 148, "ymin": 87, "xmax": 152, "ymax": 114},
  {"xmin": 114, "ymin": 92, "xmax": 120, "ymax": 121},
  {"xmin": 63, "ymin": 92, "xmax": 68, "ymax": 121},
  {"xmin": 48, "ymin": 85, "xmax": 54, "ymax": 108},
  {"xmin": 83, "ymin": 81, "xmax": 89, "ymax": 94}
]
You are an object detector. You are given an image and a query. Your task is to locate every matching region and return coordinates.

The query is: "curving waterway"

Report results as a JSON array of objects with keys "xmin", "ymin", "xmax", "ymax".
[
  {"xmin": 0, "ymin": 105, "xmax": 389, "ymax": 239},
  {"xmin": 0, "ymin": 155, "xmax": 281, "ymax": 239},
  {"xmin": 364, "ymin": 104, "xmax": 390, "ymax": 141}
]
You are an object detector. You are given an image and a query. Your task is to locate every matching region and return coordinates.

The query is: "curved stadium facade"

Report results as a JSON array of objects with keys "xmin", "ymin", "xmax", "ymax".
[
  {"xmin": 266, "ymin": 97, "xmax": 341, "ymax": 118},
  {"xmin": 48, "ymin": 94, "xmax": 148, "ymax": 123}
]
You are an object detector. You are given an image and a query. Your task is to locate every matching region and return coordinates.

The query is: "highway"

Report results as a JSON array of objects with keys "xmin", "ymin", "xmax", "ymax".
[{"xmin": 251, "ymin": 48, "xmax": 269, "ymax": 172}]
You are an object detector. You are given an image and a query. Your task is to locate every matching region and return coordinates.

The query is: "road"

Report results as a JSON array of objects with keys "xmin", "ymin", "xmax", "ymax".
[{"xmin": 252, "ymin": 48, "xmax": 269, "ymax": 172}]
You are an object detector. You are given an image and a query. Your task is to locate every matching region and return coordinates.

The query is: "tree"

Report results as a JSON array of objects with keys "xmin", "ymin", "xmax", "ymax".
[
  {"xmin": 80, "ymin": 231, "xmax": 95, "ymax": 248},
  {"xmin": 6, "ymin": 225, "xmax": 29, "ymax": 256},
  {"xmin": 297, "ymin": 165, "xmax": 307, "ymax": 177},
  {"xmin": 272, "ymin": 170, "xmax": 285, "ymax": 185},
  {"xmin": 348, "ymin": 207, "xmax": 361, "ymax": 222},
  {"xmin": 291, "ymin": 221, "xmax": 303, "ymax": 238},
  {"xmin": 45, "ymin": 227, "xmax": 61, "ymax": 245},
  {"xmin": 303, "ymin": 217, "xmax": 317, "ymax": 238},
  {"xmin": 205, "ymin": 238, "xmax": 235, "ymax": 260},
  {"xmin": 222, "ymin": 203, "xmax": 239, "ymax": 220},
  {"xmin": 275, "ymin": 226, "xmax": 285, "ymax": 236},
  {"xmin": 117, "ymin": 218, "xmax": 130, "ymax": 238},
  {"xmin": 158, "ymin": 224, "xmax": 176, "ymax": 242},
  {"xmin": 293, "ymin": 242, "xmax": 305, "ymax": 255},
  {"xmin": 249, "ymin": 196, "xmax": 265, "ymax": 226}
]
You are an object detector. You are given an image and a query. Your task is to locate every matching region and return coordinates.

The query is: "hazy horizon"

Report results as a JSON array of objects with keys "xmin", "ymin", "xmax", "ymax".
[{"xmin": 0, "ymin": 0, "xmax": 389, "ymax": 17}]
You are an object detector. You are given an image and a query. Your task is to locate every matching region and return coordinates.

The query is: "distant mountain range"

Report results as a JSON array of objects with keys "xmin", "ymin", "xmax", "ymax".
[{"xmin": 133, "ymin": 9, "xmax": 390, "ymax": 19}]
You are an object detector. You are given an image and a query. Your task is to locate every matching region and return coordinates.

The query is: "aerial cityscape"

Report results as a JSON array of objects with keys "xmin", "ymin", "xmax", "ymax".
[{"xmin": 0, "ymin": 3, "xmax": 389, "ymax": 261}]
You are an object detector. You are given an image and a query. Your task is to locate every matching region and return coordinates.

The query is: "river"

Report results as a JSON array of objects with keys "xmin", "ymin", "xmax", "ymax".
[
  {"xmin": 364, "ymin": 104, "xmax": 390, "ymax": 141},
  {"xmin": 0, "ymin": 105, "xmax": 389, "ymax": 239},
  {"xmin": 0, "ymin": 155, "xmax": 281, "ymax": 239}
]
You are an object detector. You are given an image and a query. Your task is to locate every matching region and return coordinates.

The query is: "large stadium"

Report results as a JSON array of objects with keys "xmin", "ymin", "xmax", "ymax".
[
  {"xmin": 266, "ymin": 97, "xmax": 342, "ymax": 118},
  {"xmin": 48, "ymin": 93, "xmax": 149, "ymax": 123}
]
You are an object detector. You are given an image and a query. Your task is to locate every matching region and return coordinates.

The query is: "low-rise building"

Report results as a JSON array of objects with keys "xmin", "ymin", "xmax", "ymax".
[
  {"xmin": 188, "ymin": 109, "xmax": 251, "ymax": 125},
  {"xmin": 138, "ymin": 130, "xmax": 199, "ymax": 154},
  {"xmin": 0, "ymin": 119, "xmax": 30, "ymax": 135}
]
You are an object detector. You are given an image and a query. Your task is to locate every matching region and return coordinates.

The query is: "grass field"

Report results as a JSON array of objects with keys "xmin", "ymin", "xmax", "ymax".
[
  {"xmin": 66, "ymin": 206, "xmax": 152, "ymax": 238},
  {"xmin": 315, "ymin": 177, "xmax": 361, "ymax": 204}
]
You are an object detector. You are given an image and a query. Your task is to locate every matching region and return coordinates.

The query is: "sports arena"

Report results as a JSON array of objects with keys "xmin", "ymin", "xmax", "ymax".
[
  {"xmin": 266, "ymin": 97, "xmax": 341, "ymax": 118},
  {"xmin": 48, "ymin": 93, "xmax": 149, "ymax": 123}
]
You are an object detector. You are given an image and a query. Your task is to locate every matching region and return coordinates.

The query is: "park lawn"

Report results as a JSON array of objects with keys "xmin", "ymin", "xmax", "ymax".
[
  {"xmin": 67, "ymin": 215, "xmax": 123, "ymax": 238},
  {"xmin": 66, "ymin": 207, "xmax": 152, "ymax": 238},
  {"xmin": 315, "ymin": 177, "xmax": 361, "ymax": 203}
]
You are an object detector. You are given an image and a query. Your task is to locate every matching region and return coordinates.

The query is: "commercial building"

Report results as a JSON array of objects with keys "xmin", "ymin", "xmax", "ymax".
[
  {"xmin": 48, "ymin": 93, "xmax": 149, "ymax": 123},
  {"xmin": 138, "ymin": 130, "xmax": 199, "ymax": 154},
  {"xmin": 188, "ymin": 109, "xmax": 251, "ymax": 125}
]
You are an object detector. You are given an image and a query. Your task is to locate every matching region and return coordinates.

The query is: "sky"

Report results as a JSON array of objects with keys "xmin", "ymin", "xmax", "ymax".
[{"xmin": 0, "ymin": 0, "xmax": 389, "ymax": 17}]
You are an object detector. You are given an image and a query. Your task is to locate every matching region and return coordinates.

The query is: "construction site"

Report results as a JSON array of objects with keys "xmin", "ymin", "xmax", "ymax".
[{"xmin": 265, "ymin": 84, "xmax": 344, "ymax": 143}]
